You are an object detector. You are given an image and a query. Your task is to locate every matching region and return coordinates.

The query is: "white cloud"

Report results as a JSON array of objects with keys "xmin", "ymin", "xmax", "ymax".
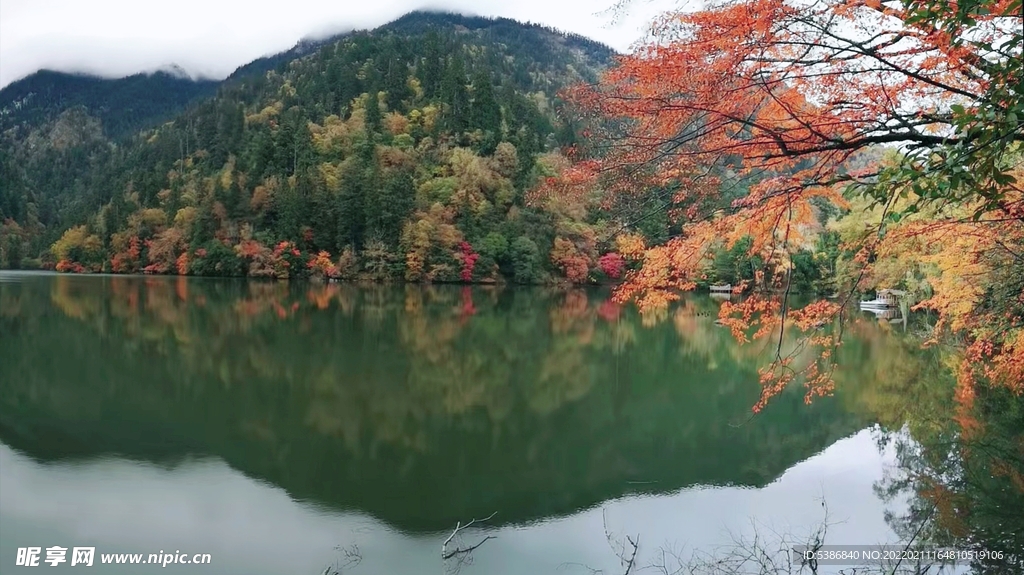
[{"xmin": 0, "ymin": 0, "xmax": 677, "ymax": 88}]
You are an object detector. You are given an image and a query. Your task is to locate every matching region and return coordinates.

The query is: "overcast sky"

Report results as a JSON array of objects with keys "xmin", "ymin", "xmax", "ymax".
[{"xmin": 0, "ymin": 0, "xmax": 678, "ymax": 89}]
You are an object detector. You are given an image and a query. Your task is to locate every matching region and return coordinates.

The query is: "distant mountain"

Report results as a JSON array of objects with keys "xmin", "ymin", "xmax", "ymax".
[
  {"xmin": 0, "ymin": 69, "xmax": 219, "ymax": 139},
  {"xmin": 0, "ymin": 11, "xmax": 616, "ymax": 141},
  {"xmin": 0, "ymin": 11, "xmax": 625, "ymax": 285}
]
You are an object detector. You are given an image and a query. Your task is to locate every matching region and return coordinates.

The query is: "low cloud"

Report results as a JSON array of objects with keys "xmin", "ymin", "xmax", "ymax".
[{"xmin": 0, "ymin": 0, "xmax": 675, "ymax": 88}]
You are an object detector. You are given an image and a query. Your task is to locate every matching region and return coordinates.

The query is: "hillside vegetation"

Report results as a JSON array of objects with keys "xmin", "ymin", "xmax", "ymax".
[{"xmin": 0, "ymin": 12, "xmax": 630, "ymax": 284}]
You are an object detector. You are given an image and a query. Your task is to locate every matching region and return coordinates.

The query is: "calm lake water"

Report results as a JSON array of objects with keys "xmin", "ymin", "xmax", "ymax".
[{"xmin": 0, "ymin": 272, "xmax": 923, "ymax": 574}]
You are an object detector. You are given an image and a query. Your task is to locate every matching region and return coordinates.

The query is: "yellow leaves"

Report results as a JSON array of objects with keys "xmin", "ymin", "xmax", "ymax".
[
  {"xmin": 984, "ymin": 330, "xmax": 1024, "ymax": 395},
  {"xmin": 218, "ymin": 158, "xmax": 235, "ymax": 190},
  {"xmin": 51, "ymin": 226, "xmax": 103, "ymax": 264},
  {"xmin": 407, "ymin": 77, "xmax": 423, "ymax": 100},
  {"xmin": 250, "ymin": 177, "xmax": 279, "ymax": 214},
  {"xmin": 415, "ymin": 105, "xmax": 439, "ymax": 133},
  {"xmin": 172, "ymin": 207, "xmax": 197, "ymax": 232},
  {"xmin": 318, "ymin": 163, "xmax": 342, "ymax": 193},
  {"xmin": 615, "ymin": 233, "xmax": 646, "ymax": 260},
  {"xmin": 278, "ymin": 81, "xmax": 297, "ymax": 100},
  {"xmin": 247, "ymin": 101, "xmax": 283, "ymax": 126},
  {"xmin": 894, "ymin": 221, "xmax": 994, "ymax": 333},
  {"xmin": 309, "ymin": 116, "xmax": 349, "ymax": 156},
  {"xmin": 400, "ymin": 203, "xmax": 464, "ymax": 283},
  {"xmin": 864, "ymin": 186, "xmax": 1024, "ymax": 403}
]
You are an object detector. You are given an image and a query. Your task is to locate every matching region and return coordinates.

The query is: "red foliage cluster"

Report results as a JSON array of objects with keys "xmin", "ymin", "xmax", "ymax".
[
  {"xmin": 550, "ymin": 238, "xmax": 590, "ymax": 284},
  {"xmin": 55, "ymin": 260, "xmax": 87, "ymax": 273},
  {"xmin": 597, "ymin": 252, "xmax": 625, "ymax": 280},
  {"xmin": 459, "ymin": 286, "xmax": 477, "ymax": 319},
  {"xmin": 111, "ymin": 236, "xmax": 142, "ymax": 274},
  {"xmin": 596, "ymin": 299, "xmax": 621, "ymax": 322},
  {"xmin": 458, "ymin": 241, "xmax": 479, "ymax": 283}
]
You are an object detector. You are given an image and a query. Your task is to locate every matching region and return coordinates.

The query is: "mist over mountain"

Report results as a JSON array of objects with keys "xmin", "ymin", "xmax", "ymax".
[{"xmin": 0, "ymin": 11, "xmax": 615, "ymax": 139}]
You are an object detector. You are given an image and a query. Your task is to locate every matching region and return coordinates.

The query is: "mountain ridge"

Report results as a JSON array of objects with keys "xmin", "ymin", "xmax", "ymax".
[{"xmin": 1, "ymin": 10, "xmax": 616, "ymax": 140}]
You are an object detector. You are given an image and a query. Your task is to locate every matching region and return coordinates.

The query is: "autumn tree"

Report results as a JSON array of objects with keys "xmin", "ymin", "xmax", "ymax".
[
  {"xmin": 51, "ymin": 225, "xmax": 104, "ymax": 272},
  {"xmin": 560, "ymin": 0, "xmax": 1023, "ymax": 407}
]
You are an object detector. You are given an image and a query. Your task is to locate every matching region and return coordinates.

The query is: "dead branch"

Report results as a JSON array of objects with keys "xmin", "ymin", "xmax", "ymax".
[{"xmin": 441, "ymin": 511, "xmax": 498, "ymax": 575}]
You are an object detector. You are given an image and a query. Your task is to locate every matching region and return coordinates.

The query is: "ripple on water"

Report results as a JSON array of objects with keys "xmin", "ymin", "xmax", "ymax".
[{"xmin": 0, "ymin": 270, "xmax": 53, "ymax": 283}]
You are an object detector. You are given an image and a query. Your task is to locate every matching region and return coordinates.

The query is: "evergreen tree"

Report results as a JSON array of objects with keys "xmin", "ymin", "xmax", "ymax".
[
  {"xmin": 364, "ymin": 90, "xmax": 382, "ymax": 133},
  {"xmin": 366, "ymin": 168, "xmax": 413, "ymax": 247},
  {"xmin": 337, "ymin": 142, "xmax": 375, "ymax": 249},
  {"xmin": 470, "ymin": 70, "xmax": 503, "ymax": 153},
  {"xmin": 382, "ymin": 44, "xmax": 412, "ymax": 112},
  {"xmin": 337, "ymin": 63, "xmax": 363, "ymax": 115},
  {"xmin": 419, "ymin": 30, "xmax": 444, "ymax": 99},
  {"xmin": 440, "ymin": 53, "xmax": 470, "ymax": 134}
]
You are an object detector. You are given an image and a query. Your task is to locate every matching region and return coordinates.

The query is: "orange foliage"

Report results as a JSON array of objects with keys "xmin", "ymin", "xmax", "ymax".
[
  {"xmin": 557, "ymin": 0, "xmax": 1022, "ymax": 410},
  {"xmin": 176, "ymin": 252, "xmax": 189, "ymax": 275},
  {"xmin": 871, "ymin": 196, "xmax": 1024, "ymax": 424},
  {"xmin": 307, "ymin": 250, "xmax": 340, "ymax": 280},
  {"xmin": 307, "ymin": 284, "xmax": 340, "ymax": 310},
  {"xmin": 384, "ymin": 112, "xmax": 410, "ymax": 136},
  {"xmin": 235, "ymin": 239, "xmax": 295, "ymax": 279},
  {"xmin": 55, "ymin": 260, "xmax": 87, "ymax": 273}
]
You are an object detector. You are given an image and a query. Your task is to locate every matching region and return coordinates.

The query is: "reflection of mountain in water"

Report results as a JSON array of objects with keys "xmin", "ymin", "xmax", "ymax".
[{"xmin": 0, "ymin": 275, "xmax": 869, "ymax": 533}]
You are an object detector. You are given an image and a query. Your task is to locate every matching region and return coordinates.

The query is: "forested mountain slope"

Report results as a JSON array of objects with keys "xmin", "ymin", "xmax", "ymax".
[
  {"xmin": 0, "ymin": 11, "xmax": 626, "ymax": 284},
  {"xmin": 0, "ymin": 68, "xmax": 220, "ymax": 139}
]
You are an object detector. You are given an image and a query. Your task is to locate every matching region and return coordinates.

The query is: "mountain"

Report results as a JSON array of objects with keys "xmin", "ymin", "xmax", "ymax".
[
  {"xmin": 0, "ymin": 11, "xmax": 626, "ymax": 284},
  {"xmin": 0, "ymin": 69, "xmax": 219, "ymax": 139}
]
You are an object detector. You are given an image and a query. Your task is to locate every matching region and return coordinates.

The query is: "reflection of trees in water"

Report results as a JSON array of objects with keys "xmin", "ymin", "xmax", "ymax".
[
  {"xmin": 14, "ymin": 276, "xmax": 892, "ymax": 432},
  {"xmin": 0, "ymin": 276, "xmax": 876, "ymax": 531},
  {"xmin": 19, "ymin": 275, "xmax": 1021, "ymax": 569},
  {"xmin": 841, "ymin": 324, "xmax": 1024, "ymax": 573},
  {"xmin": 575, "ymin": 311, "xmax": 1022, "ymax": 575},
  {"xmin": 874, "ymin": 385, "xmax": 1024, "ymax": 573}
]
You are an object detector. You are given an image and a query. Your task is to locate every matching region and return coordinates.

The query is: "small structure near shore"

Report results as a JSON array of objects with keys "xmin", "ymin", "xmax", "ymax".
[
  {"xmin": 859, "ymin": 288, "xmax": 907, "ymax": 309},
  {"xmin": 709, "ymin": 284, "xmax": 732, "ymax": 293}
]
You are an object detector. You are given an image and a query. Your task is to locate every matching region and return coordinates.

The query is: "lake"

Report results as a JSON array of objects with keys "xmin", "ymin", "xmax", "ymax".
[{"xmin": 0, "ymin": 272, "xmax": 931, "ymax": 574}]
